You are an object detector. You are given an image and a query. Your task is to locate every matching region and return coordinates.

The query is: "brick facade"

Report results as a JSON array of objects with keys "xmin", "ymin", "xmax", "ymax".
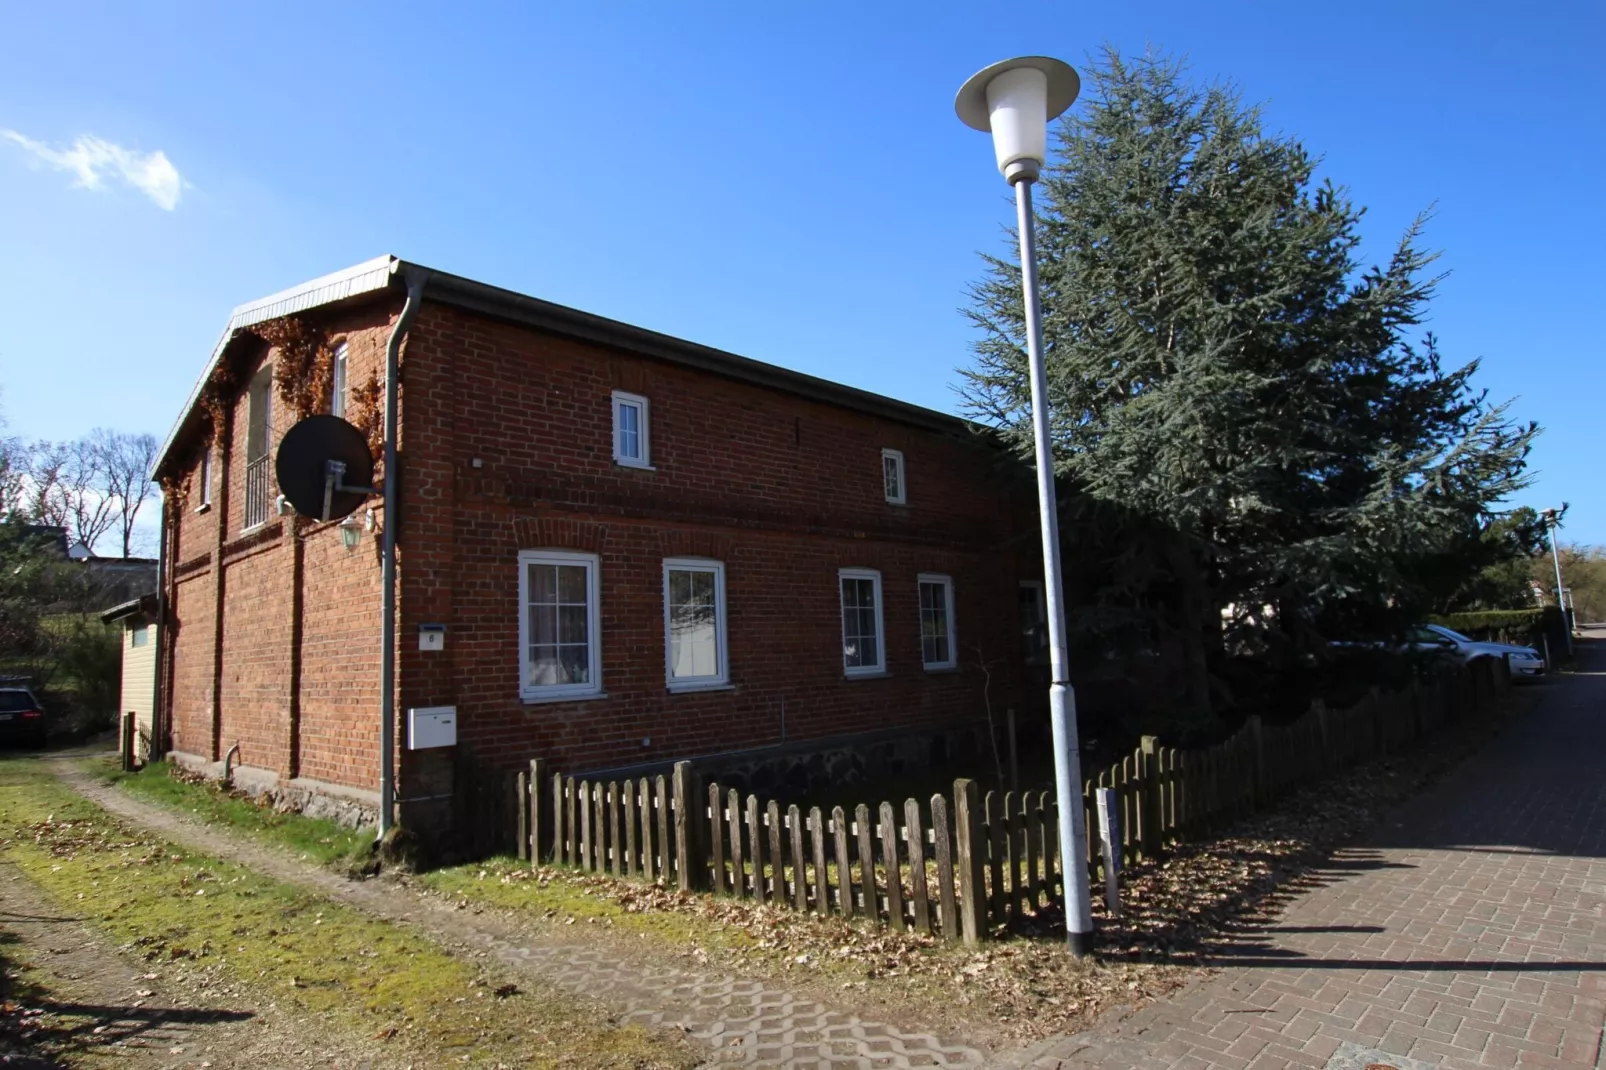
[{"xmin": 156, "ymin": 264, "xmax": 1041, "ymax": 836}]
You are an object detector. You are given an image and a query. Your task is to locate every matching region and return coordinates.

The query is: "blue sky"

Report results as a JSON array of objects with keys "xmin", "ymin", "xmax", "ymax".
[{"xmin": 2, "ymin": 1, "xmax": 1602, "ymax": 544}]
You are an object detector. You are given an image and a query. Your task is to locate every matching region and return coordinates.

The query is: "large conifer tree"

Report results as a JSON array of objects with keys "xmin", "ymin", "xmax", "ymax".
[{"xmin": 961, "ymin": 49, "xmax": 1536, "ymax": 712}]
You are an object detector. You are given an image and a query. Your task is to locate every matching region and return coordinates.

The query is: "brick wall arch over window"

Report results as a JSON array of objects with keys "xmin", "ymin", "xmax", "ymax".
[
  {"xmin": 512, "ymin": 516, "xmax": 610, "ymax": 555},
  {"xmin": 657, "ymin": 528, "xmax": 734, "ymax": 561}
]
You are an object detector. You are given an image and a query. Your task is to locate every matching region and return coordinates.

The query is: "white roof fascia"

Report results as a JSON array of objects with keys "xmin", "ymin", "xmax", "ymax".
[{"xmin": 152, "ymin": 255, "xmax": 400, "ymax": 477}]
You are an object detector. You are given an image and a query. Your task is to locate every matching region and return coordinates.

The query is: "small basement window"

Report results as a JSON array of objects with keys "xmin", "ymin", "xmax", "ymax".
[
  {"xmin": 882, "ymin": 449, "xmax": 905, "ymax": 504},
  {"xmin": 612, "ymin": 391, "xmax": 651, "ymax": 468}
]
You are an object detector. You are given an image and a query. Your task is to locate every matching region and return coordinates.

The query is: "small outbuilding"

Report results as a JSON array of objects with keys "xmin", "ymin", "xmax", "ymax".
[{"xmin": 100, "ymin": 594, "xmax": 159, "ymax": 763}]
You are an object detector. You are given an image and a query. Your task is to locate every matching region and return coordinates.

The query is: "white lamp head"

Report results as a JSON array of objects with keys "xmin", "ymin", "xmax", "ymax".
[{"xmin": 956, "ymin": 56, "xmax": 1080, "ymax": 183}]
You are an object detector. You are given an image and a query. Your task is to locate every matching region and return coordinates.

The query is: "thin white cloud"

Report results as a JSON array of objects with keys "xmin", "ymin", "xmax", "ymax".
[{"xmin": 1, "ymin": 129, "xmax": 184, "ymax": 210}]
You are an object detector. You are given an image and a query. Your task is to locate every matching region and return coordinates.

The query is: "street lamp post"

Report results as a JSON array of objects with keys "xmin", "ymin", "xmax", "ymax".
[
  {"xmin": 956, "ymin": 56, "xmax": 1094, "ymax": 957},
  {"xmin": 1540, "ymin": 507, "xmax": 1571, "ymax": 656}
]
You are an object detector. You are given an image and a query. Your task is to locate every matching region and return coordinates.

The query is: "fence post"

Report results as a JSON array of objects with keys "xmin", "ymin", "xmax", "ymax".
[
  {"xmin": 953, "ymin": 779, "xmax": 985, "ymax": 945},
  {"xmin": 516, "ymin": 770, "xmax": 530, "ymax": 862},
  {"xmin": 672, "ymin": 761, "xmax": 701, "ymax": 891},
  {"xmin": 1095, "ymin": 786, "xmax": 1120, "ymax": 918},
  {"xmin": 1138, "ymin": 736, "xmax": 1160, "ymax": 859},
  {"xmin": 527, "ymin": 759, "xmax": 546, "ymax": 863}
]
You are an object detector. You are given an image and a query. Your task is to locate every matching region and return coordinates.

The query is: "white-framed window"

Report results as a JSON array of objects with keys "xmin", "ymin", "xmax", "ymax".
[
  {"xmin": 198, "ymin": 448, "xmax": 212, "ymax": 508},
  {"xmin": 331, "ymin": 342, "xmax": 348, "ymax": 418},
  {"xmin": 918, "ymin": 573, "xmax": 957, "ymax": 670},
  {"xmin": 1020, "ymin": 580, "xmax": 1048, "ymax": 665},
  {"xmin": 663, "ymin": 558, "xmax": 728, "ymax": 691},
  {"xmin": 839, "ymin": 568, "xmax": 885, "ymax": 676},
  {"xmin": 612, "ymin": 390, "xmax": 651, "ymax": 468},
  {"xmin": 518, "ymin": 550, "xmax": 602, "ymax": 701},
  {"xmin": 882, "ymin": 448, "xmax": 906, "ymax": 504}
]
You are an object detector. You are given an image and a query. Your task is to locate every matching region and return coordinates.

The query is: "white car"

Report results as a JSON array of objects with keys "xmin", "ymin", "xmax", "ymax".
[{"xmin": 1408, "ymin": 623, "xmax": 1546, "ymax": 678}]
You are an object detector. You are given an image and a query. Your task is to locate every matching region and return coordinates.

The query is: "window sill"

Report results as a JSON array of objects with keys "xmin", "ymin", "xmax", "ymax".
[
  {"xmin": 521, "ymin": 691, "xmax": 609, "ymax": 706},
  {"xmin": 194, "ymin": 502, "xmax": 211, "ymax": 515},
  {"xmin": 614, "ymin": 460, "xmax": 656, "ymax": 472},
  {"xmin": 666, "ymin": 682, "xmax": 735, "ymax": 695},
  {"xmin": 843, "ymin": 670, "xmax": 890, "ymax": 681},
  {"xmin": 923, "ymin": 664, "xmax": 960, "ymax": 675}
]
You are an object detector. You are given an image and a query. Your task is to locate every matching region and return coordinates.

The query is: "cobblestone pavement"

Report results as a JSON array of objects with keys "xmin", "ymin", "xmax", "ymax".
[
  {"xmin": 54, "ymin": 760, "xmax": 988, "ymax": 1069},
  {"xmin": 1011, "ymin": 630, "xmax": 1606, "ymax": 1070}
]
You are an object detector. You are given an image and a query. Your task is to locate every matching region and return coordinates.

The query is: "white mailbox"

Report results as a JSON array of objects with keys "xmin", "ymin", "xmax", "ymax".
[{"xmin": 407, "ymin": 705, "xmax": 457, "ymax": 749}]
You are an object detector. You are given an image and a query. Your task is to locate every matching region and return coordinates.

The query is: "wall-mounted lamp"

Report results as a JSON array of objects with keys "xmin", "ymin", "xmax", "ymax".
[{"xmin": 340, "ymin": 512, "xmax": 362, "ymax": 551}]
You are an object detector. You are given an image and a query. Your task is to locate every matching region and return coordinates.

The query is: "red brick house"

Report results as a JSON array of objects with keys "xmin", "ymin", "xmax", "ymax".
[{"xmin": 151, "ymin": 256, "xmax": 1042, "ymax": 837}]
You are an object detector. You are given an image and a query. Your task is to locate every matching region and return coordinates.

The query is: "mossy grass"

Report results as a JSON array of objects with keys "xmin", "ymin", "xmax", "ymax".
[
  {"xmin": 4, "ymin": 755, "xmax": 698, "ymax": 1068},
  {"xmin": 90, "ymin": 757, "xmax": 373, "ymax": 870}
]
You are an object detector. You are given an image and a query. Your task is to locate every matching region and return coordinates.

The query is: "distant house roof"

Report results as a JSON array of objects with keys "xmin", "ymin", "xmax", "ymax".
[
  {"xmin": 21, "ymin": 525, "xmax": 69, "ymax": 558},
  {"xmin": 154, "ymin": 256, "xmax": 985, "ymax": 479}
]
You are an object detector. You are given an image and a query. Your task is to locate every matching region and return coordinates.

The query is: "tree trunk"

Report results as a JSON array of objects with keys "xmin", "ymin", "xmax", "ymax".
[{"xmin": 1165, "ymin": 540, "xmax": 1214, "ymax": 716}]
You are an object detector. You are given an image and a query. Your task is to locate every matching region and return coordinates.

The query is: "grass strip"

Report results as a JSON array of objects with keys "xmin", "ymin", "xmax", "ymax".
[
  {"xmin": 92, "ymin": 758, "xmax": 372, "ymax": 869},
  {"xmin": 2, "ymin": 755, "xmax": 697, "ymax": 1069}
]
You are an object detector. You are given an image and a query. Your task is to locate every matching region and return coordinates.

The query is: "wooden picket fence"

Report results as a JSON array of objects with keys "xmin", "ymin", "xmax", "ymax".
[{"xmin": 465, "ymin": 658, "xmax": 1509, "ymax": 944}]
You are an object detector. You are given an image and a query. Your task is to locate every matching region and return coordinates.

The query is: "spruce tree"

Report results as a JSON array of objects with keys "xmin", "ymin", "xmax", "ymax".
[{"xmin": 961, "ymin": 48, "xmax": 1537, "ymax": 713}]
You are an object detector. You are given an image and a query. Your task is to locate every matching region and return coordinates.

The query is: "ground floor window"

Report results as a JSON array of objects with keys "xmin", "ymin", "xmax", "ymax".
[
  {"xmin": 839, "ymin": 568, "xmax": 885, "ymax": 676},
  {"xmin": 519, "ymin": 550, "xmax": 601, "ymax": 700},
  {"xmin": 663, "ymin": 558, "xmax": 728, "ymax": 690},
  {"xmin": 918, "ymin": 573, "xmax": 956, "ymax": 669}
]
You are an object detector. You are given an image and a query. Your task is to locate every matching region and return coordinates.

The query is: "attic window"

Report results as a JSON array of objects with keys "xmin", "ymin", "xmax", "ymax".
[
  {"xmin": 331, "ymin": 342, "xmax": 348, "ymax": 418},
  {"xmin": 882, "ymin": 449, "xmax": 906, "ymax": 504},
  {"xmin": 612, "ymin": 391, "xmax": 651, "ymax": 468}
]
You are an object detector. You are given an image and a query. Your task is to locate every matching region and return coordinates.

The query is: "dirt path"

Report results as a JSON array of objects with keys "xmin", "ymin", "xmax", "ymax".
[
  {"xmin": 0, "ymin": 855, "xmax": 396, "ymax": 1068},
  {"xmin": 52, "ymin": 759, "xmax": 991, "ymax": 1069}
]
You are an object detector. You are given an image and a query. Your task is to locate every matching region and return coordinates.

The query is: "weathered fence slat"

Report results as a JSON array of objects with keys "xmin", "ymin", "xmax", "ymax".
[
  {"xmin": 832, "ymin": 805, "xmax": 853, "ymax": 918},
  {"xmin": 767, "ymin": 800, "xmax": 785, "ymax": 905},
  {"xmin": 788, "ymin": 804, "xmax": 807, "ymax": 912},
  {"xmin": 879, "ymin": 801, "xmax": 905, "ymax": 932},
  {"xmin": 985, "ymin": 790, "xmax": 1005, "ymax": 926},
  {"xmin": 746, "ymin": 794, "xmax": 764, "ymax": 904},
  {"xmin": 708, "ymin": 782, "xmax": 727, "ymax": 895},
  {"xmin": 623, "ymin": 780, "xmax": 637, "ymax": 878},
  {"xmin": 954, "ymin": 779, "xmax": 984, "ymax": 945},
  {"xmin": 905, "ymin": 798, "xmax": 930, "ymax": 934},
  {"xmin": 727, "ymin": 788, "xmax": 745, "ymax": 900},
  {"xmin": 931, "ymin": 793, "xmax": 957, "ymax": 942},
  {"xmin": 855, "ymin": 803, "xmax": 875, "ymax": 919},
  {"xmin": 609, "ymin": 783, "xmax": 622, "ymax": 878},
  {"xmin": 809, "ymin": 806, "xmax": 828, "ymax": 916}
]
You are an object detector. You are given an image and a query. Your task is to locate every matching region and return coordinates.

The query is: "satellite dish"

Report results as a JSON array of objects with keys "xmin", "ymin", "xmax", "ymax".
[{"xmin": 275, "ymin": 415, "xmax": 376, "ymax": 521}]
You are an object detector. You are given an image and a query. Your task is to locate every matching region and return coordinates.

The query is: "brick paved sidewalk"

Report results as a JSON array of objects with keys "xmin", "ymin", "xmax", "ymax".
[{"xmin": 1010, "ymin": 630, "xmax": 1606, "ymax": 1070}]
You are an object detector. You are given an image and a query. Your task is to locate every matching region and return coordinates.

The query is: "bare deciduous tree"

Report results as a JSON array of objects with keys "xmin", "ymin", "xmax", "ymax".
[
  {"xmin": 22, "ymin": 439, "xmax": 118, "ymax": 555},
  {"xmin": 91, "ymin": 429, "xmax": 158, "ymax": 558}
]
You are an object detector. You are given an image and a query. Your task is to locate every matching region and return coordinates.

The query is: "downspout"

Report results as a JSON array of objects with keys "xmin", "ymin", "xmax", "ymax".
[{"xmin": 378, "ymin": 268, "xmax": 428, "ymax": 842}]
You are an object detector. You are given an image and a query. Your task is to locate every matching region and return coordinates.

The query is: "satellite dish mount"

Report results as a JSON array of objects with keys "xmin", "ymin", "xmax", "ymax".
[{"xmin": 275, "ymin": 415, "xmax": 380, "ymax": 522}]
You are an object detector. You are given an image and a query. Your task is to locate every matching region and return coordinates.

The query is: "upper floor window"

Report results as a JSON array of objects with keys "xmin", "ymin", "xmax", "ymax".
[
  {"xmin": 918, "ymin": 573, "xmax": 956, "ymax": 670},
  {"xmin": 198, "ymin": 448, "xmax": 212, "ymax": 508},
  {"xmin": 612, "ymin": 391, "xmax": 651, "ymax": 468},
  {"xmin": 882, "ymin": 448, "xmax": 906, "ymax": 504},
  {"xmin": 839, "ymin": 568, "xmax": 885, "ymax": 676},
  {"xmin": 518, "ymin": 550, "xmax": 602, "ymax": 701},
  {"xmin": 330, "ymin": 342, "xmax": 348, "ymax": 418},
  {"xmin": 246, "ymin": 368, "xmax": 273, "ymax": 462},
  {"xmin": 663, "ymin": 558, "xmax": 728, "ymax": 691}
]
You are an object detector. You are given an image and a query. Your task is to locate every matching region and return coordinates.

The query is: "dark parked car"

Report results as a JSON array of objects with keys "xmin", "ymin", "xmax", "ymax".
[{"xmin": 0, "ymin": 687, "xmax": 48, "ymax": 747}]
